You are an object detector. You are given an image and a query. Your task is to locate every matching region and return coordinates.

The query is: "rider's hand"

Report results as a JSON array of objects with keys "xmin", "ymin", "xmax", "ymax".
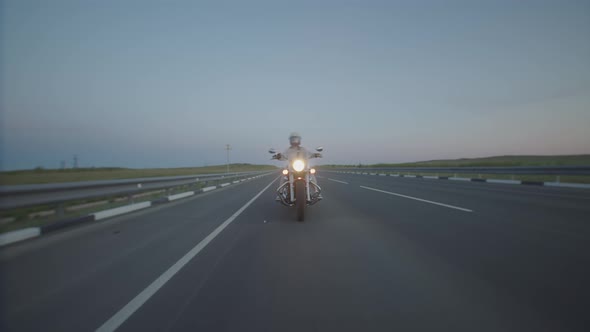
[
  {"xmin": 274, "ymin": 153, "xmax": 282, "ymax": 160},
  {"xmin": 313, "ymin": 153, "xmax": 322, "ymax": 158}
]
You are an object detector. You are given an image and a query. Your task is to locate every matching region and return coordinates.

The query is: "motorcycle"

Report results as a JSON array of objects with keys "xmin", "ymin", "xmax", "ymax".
[{"xmin": 269, "ymin": 147, "xmax": 323, "ymax": 221}]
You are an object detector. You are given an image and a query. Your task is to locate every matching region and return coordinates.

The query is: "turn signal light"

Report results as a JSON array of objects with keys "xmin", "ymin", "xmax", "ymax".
[
  {"xmin": 282, "ymin": 169, "xmax": 289, "ymax": 175},
  {"xmin": 310, "ymin": 168, "xmax": 316, "ymax": 174}
]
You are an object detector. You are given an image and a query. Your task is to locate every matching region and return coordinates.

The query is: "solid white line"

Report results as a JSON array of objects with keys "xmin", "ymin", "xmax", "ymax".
[
  {"xmin": 360, "ymin": 185, "xmax": 473, "ymax": 212},
  {"xmin": 96, "ymin": 177, "xmax": 278, "ymax": 332},
  {"xmin": 327, "ymin": 178, "xmax": 349, "ymax": 185},
  {"xmin": 220, "ymin": 183, "xmax": 230, "ymax": 187}
]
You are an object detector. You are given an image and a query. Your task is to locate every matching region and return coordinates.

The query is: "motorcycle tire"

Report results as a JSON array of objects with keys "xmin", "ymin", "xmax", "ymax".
[{"xmin": 295, "ymin": 180, "xmax": 305, "ymax": 222}]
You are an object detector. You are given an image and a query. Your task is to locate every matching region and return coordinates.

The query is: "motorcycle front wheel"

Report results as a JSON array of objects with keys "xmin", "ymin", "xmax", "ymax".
[{"xmin": 295, "ymin": 180, "xmax": 305, "ymax": 222}]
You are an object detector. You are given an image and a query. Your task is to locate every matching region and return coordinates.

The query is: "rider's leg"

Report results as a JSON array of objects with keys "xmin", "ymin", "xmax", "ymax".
[
  {"xmin": 310, "ymin": 174, "xmax": 322, "ymax": 199},
  {"xmin": 276, "ymin": 174, "xmax": 287, "ymax": 201}
]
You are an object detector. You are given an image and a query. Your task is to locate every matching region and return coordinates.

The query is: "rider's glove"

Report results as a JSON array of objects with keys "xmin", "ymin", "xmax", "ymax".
[
  {"xmin": 274, "ymin": 153, "xmax": 282, "ymax": 160},
  {"xmin": 313, "ymin": 153, "xmax": 322, "ymax": 158}
]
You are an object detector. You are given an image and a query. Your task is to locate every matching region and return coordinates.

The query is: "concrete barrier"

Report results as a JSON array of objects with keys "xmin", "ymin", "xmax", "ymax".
[
  {"xmin": 487, "ymin": 179, "xmax": 521, "ymax": 185},
  {"xmin": 449, "ymin": 177, "xmax": 470, "ymax": 181},
  {"xmin": 202, "ymin": 186, "xmax": 217, "ymax": 192},
  {"xmin": 0, "ymin": 227, "xmax": 41, "ymax": 246},
  {"xmin": 168, "ymin": 191, "xmax": 194, "ymax": 201},
  {"xmin": 93, "ymin": 201, "xmax": 152, "ymax": 221}
]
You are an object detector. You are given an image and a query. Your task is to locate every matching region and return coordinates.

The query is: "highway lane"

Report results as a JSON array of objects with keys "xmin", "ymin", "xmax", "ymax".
[
  {"xmin": 0, "ymin": 175, "xmax": 277, "ymax": 332},
  {"xmin": 325, "ymin": 172, "xmax": 590, "ymax": 237},
  {"xmin": 322, "ymin": 172, "xmax": 590, "ymax": 329},
  {"xmin": 2, "ymin": 172, "xmax": 590, "ymax": 331}
]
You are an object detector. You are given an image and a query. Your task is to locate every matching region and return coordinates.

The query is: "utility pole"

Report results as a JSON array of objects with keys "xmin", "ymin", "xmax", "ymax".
[
  {"xmin": 225, "ymin": 144, "xmax": 232, "ymax": 174},
  {"xmin": 73, "ymin": 154, "xmax": 78, "ymax": 169}
]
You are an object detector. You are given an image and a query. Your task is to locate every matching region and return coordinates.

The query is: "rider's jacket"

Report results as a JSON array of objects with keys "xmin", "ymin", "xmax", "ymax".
[{"xmin": 278, "ymin": 146, "xmax": 314, "ymax": 162}]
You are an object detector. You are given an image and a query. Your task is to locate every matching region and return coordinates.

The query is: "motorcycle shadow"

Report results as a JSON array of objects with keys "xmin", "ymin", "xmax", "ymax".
[{"xmin": 269, "ymin": 200, "xmax": 318, "ymax": 224}]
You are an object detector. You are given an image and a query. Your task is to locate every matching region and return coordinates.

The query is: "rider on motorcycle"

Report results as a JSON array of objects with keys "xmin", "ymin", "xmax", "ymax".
[
  {"xmin": 274, "ymin": 132, "xmax": 322, "ymax": 200},
  {"xmin": 275, "ymin": 132, "xmax": 321, "ymax": 162}
]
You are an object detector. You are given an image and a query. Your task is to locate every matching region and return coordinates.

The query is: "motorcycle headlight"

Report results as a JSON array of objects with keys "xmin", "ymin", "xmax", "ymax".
[{"xmin": 292, "ymin": 159, "xmax": 305, "ymax": 172}]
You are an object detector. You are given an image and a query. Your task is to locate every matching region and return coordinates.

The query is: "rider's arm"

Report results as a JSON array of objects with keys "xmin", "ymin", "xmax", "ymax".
[
  {"xmin": 307, "ymin": 148, "xmax": 322, "ymax": 158},
  {"xmin": 277, "ymin": 149, "xmax": 289, "ymax": 161}
]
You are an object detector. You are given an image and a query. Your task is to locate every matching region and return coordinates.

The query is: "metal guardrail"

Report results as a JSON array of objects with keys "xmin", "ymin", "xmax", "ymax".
[
  {"xmin": 321, "ymin": 166, "xmax": 590, "ymax": 175},
  {"xmin": 0, "ymin": 171, "xmax": 270, "ymax": 194},
  {"xmin": 0, "ymin": 171, "xmax": 275, "ymax": 210}
]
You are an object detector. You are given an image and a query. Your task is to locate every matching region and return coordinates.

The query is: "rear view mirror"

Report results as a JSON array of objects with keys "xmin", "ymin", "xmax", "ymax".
[
  {"xmin": 316, "ymin": 147, "xmax": 323, "ymax": 152},
  {"xmin": 269, "ymin": 148, "xmax": 276, "ymax": 154}
]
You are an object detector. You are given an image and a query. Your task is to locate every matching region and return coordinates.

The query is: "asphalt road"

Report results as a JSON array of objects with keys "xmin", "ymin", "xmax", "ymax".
[{"xmin": 1, "ymin": 172, "xmax": 589, "ymax": 331}]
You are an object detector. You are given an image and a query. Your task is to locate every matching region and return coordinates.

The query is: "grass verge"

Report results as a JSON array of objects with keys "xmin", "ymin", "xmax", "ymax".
[{"xmin": 0, "ymin": 164, "xmax": 277, "ymax": 186}]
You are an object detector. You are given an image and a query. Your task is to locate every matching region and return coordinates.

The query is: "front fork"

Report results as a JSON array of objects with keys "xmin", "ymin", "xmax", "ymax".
[{"xmin": 276, "ymin": 173, "xmax": 322, "ymax": 206}]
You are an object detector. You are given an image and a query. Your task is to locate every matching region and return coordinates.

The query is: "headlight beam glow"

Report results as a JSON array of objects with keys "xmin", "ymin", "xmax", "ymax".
[{"xmin": 292, "ymin": 160, "xmax": 305, "ymax": 172}]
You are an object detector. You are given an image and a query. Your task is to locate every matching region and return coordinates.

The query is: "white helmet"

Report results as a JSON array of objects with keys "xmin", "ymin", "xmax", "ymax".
[{"xmin": 289, "ymin": 132, "xmax": 301, "ymax": 146}]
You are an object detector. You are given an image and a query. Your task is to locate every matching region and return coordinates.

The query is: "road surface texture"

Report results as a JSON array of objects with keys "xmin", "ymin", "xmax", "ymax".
[{"xmin": 1, "ymin": 172, "xmax": 589, "ymax": 331}]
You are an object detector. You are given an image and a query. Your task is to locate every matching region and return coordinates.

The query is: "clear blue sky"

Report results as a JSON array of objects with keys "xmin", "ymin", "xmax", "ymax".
[{"xmin": 2, "ymin": 0, "xmax": 589, "ymax": 170}]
